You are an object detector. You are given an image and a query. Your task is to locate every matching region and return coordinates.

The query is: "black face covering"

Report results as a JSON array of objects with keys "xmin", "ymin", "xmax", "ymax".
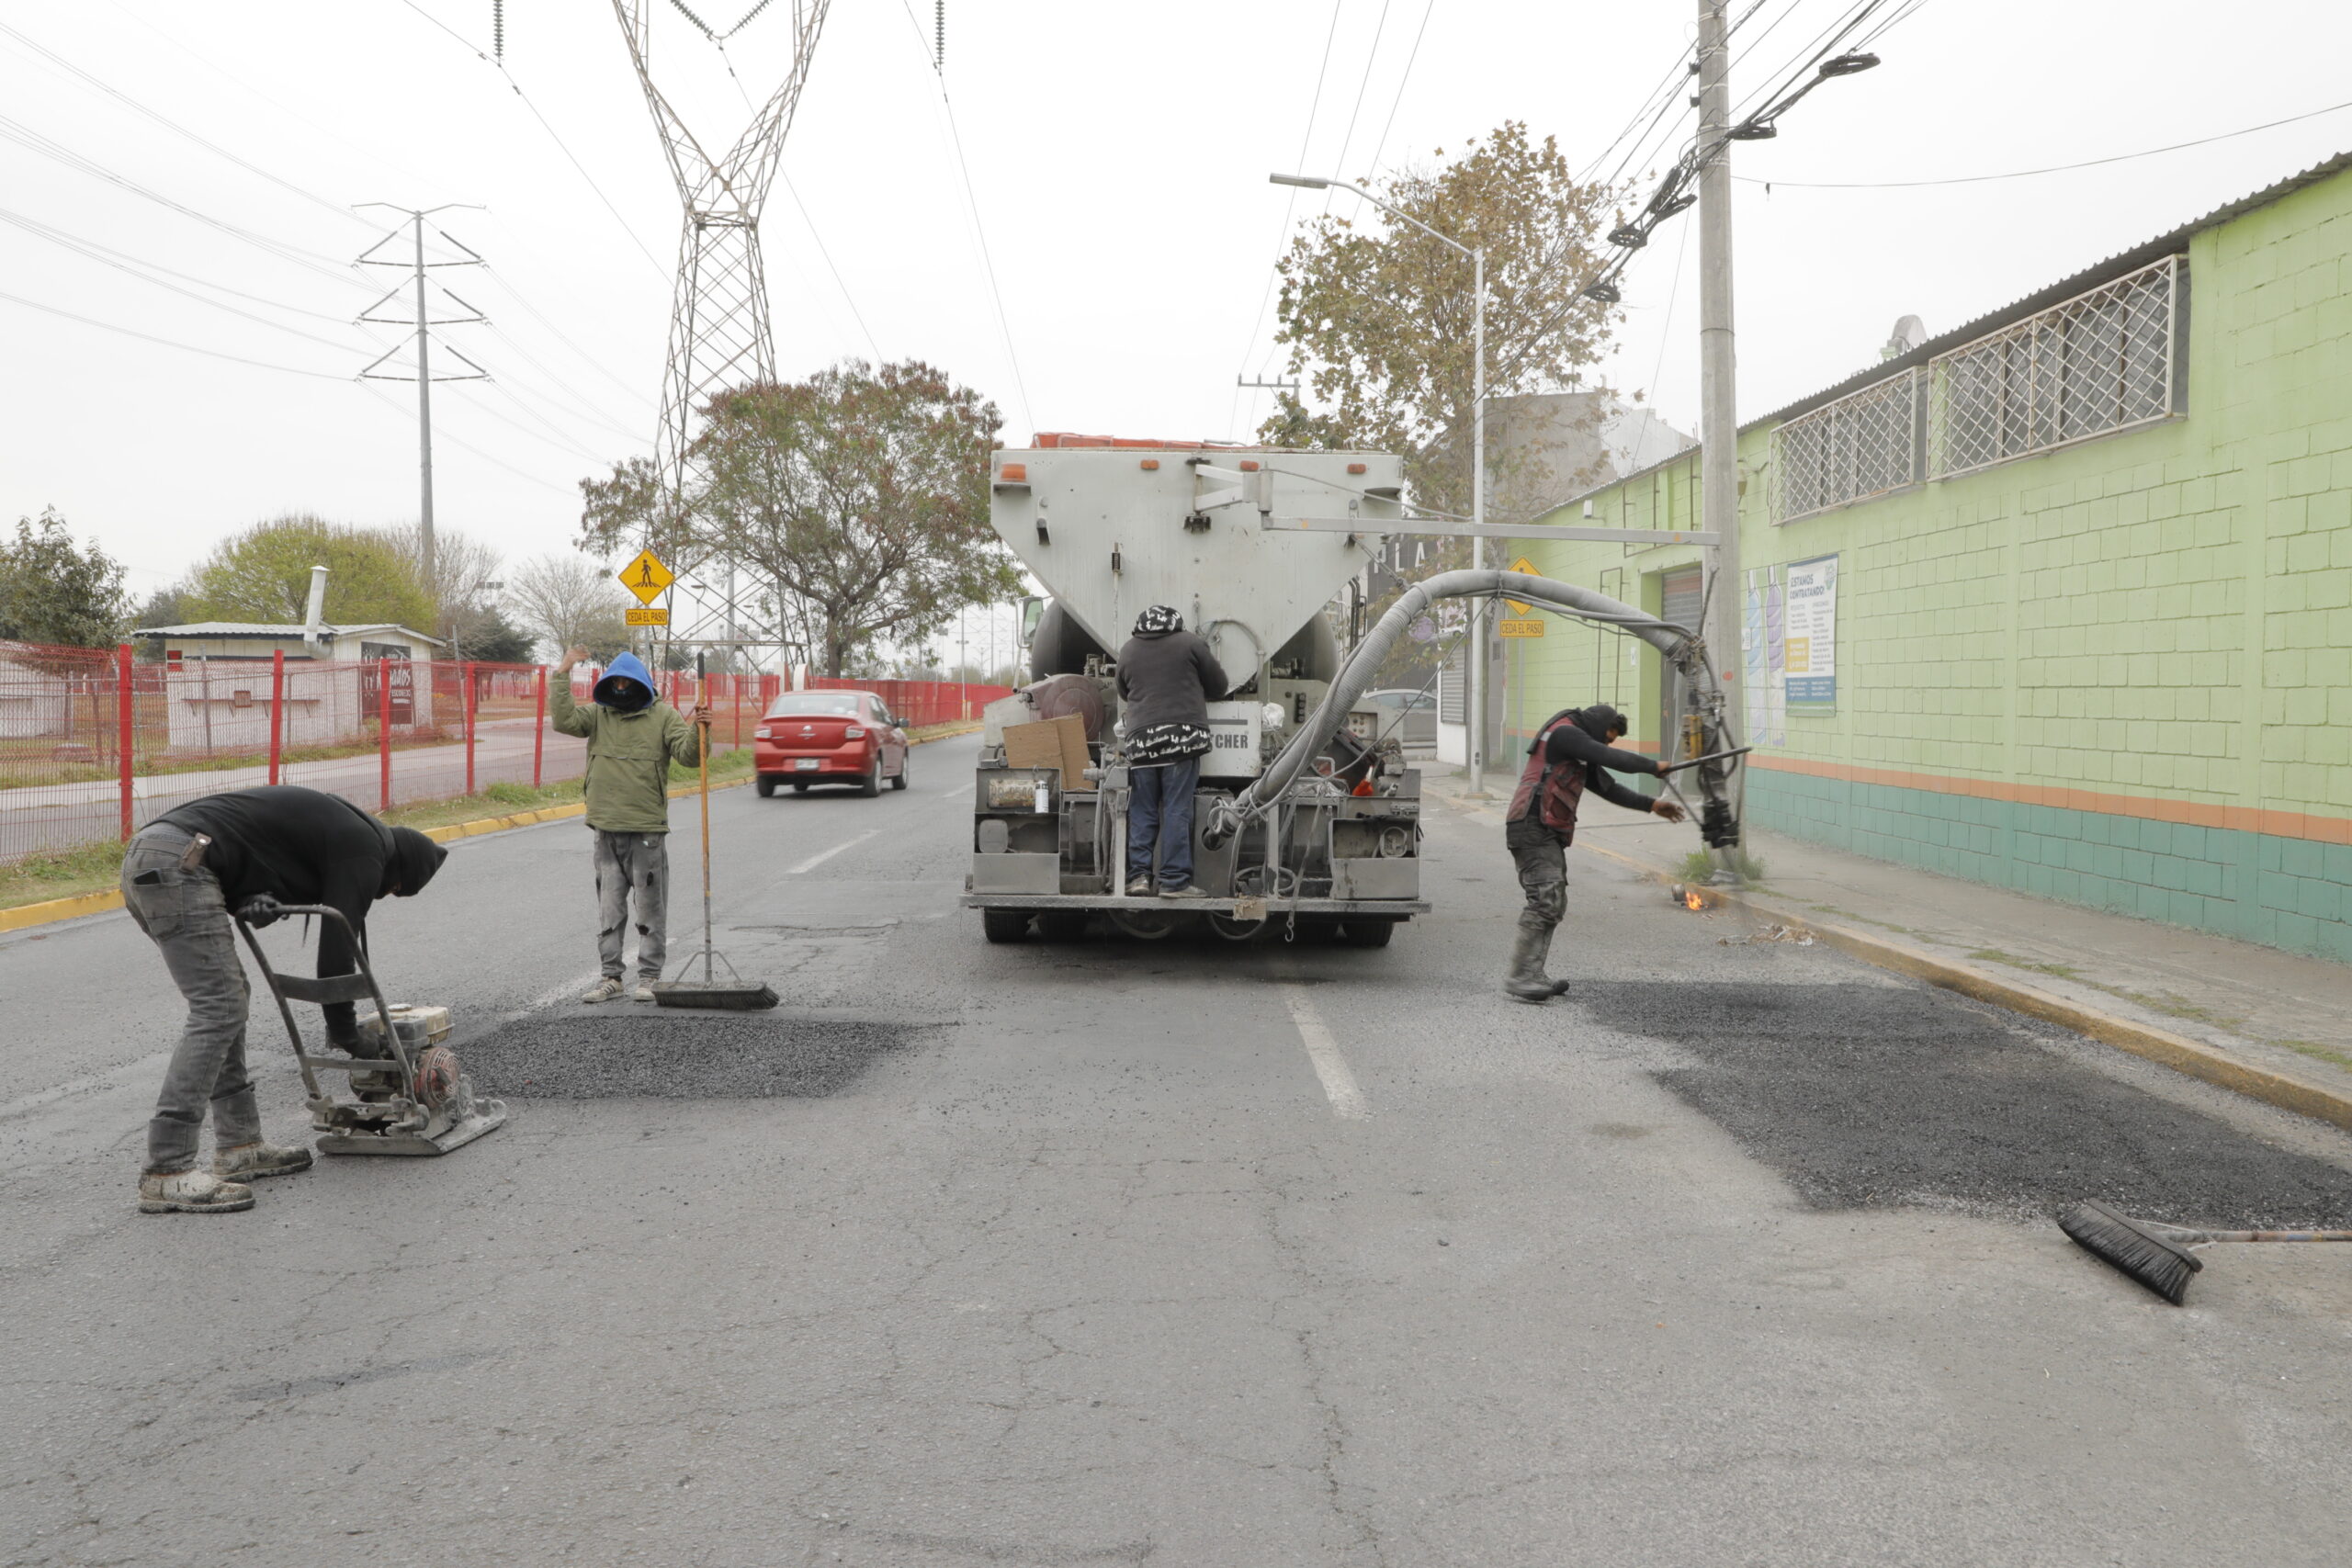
[
  {"xmin": 386, "ymin": 827, "xmax": 448, "ymax": 897},
  {"xmin": 1576, "ymin": 704, "xmax": 1630, "ymax": 742}
]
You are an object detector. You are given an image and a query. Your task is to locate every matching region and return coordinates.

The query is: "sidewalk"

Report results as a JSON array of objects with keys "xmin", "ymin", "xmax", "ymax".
[{"xmin": 1418, "ymin": 761, "xmax": 2352, "ymax": 1127}]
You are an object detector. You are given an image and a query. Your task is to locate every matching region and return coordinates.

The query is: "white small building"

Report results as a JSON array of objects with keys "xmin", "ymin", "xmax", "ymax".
[{"xmin": 135, "ymin": 622, "xmax": 445, "ymax": 753}]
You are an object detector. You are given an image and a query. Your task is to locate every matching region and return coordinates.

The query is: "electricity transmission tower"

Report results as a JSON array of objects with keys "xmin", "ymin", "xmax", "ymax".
[
  {"xmin": 607, "ymin": 1, "xmax": 831, "ymax": 664},
  {"xmin": 356, "ymin": 204, "xmax": 487, "ymax": 643},
  {"xmin": 610, "ymin": 1, "xmax": 829, "ymax": 498}
]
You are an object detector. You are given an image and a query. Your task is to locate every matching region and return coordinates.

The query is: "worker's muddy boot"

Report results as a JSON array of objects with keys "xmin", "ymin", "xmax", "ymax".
[
  {"xmin": 138, "ymin": 1170, "xmax": 254, "ymax": 1215},
  {"xmin": 214, "ymin": 1140, "xmax": 314, "ymax": 1181},
  {"xmin": 1502, "ymin": 924, "xmax": 1559, "ymax": 1004}
]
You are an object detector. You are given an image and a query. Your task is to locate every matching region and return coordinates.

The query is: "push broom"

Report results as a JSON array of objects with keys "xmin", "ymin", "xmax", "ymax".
[
  {"xmin": 2057, "ymin": 1201, "xmax": 2352, "ymax": 1304},
  {"xmin": 651, "ymin": 652, "xmax": 779, "ymax": 1011}
]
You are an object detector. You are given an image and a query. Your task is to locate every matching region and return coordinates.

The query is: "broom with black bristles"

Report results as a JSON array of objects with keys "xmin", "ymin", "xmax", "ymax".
[{"xmin": 2057, "ymin": 1201, "xmax": 2352, "ymax": 1304}]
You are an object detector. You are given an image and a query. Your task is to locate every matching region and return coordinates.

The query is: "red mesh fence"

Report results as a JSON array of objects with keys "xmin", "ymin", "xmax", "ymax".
[
  {"xmin": 799, "ymin": 677, "xmax": 1012, "ymax": 728},
  {"xmin": 0, "ymin": 643, "xmax": 802, "ymax": 870}
]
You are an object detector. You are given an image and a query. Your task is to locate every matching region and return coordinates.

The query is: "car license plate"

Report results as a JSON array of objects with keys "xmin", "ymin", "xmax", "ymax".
[{"xmin": 794, "ymin": 759, "xmax": 820, "ymax": 771}]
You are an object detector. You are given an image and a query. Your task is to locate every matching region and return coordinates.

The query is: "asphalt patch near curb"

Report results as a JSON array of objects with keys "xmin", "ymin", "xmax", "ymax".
[
  {"xmin": 458, "ymin": 1012, "xmax": 926, "ymax": 1100},
  {"xmin": 1577, "ymin": 981, "xmax": 2352, "ymax": 1228}
]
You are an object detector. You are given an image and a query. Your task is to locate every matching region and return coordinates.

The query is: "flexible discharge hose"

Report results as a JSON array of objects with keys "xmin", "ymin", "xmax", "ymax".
[{"xmin": 1201, "ymin": 569, "xmax": 1742, "ymax": 860}]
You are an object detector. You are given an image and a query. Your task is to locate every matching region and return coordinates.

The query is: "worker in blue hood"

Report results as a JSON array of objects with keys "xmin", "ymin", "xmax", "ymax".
[{"xmin": 551, "ymin": 646, "xmax": 707, "ymax": 1001}]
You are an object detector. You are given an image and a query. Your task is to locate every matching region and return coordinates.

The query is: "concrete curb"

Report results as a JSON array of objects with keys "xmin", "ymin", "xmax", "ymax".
[
  {"xmin": 0, "ymin": 728, "xmax": 985, "ymax": 936},
  {"xmin": 1573, "ymin": 837, "xmax": 2352, "ymax": 1136}
]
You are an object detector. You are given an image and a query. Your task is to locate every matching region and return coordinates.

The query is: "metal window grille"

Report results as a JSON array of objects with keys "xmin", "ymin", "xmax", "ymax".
[
  {"xmin": 1769, "ymin": 367, "xmax": 1926, "ymax": 524},
  {"xmin": 1929, "ymin": 254, "xmax": 2184, "ymax": 479}
]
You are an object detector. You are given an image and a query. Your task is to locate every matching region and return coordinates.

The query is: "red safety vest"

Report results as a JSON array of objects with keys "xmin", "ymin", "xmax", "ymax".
[{"xmin": 1506, "ymin": 713, "xmax": 1589, "ymax": 840}]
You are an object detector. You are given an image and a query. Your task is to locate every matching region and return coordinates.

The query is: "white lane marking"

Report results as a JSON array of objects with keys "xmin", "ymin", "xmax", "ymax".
[
  {"xmin": 526, "ymin": 970, "xmax": 609, "ymax": 1011},
  {"xmin": 787, "ymin": 829, "xmax": 879, "ymax": 874},
  {"xmin": 1282, "ymin": 986, "xmax": 1369, "ymax": 1121},
  {"xmin": 938, "ymin": 782, "xmax": 972, "ymax": 797},
  {"xmin": 0, "ymin": 1050, "xmax": 170, "ymax": 1124}
]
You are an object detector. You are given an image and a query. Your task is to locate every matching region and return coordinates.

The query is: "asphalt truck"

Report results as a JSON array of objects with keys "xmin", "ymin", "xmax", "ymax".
[{"xmin": 962, "ymin": 433, "xmax": 1746, "ymax": 947}]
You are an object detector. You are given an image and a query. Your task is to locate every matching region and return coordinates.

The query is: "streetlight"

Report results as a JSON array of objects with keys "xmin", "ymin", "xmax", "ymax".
[{"xmin": 1268, "ymin": 173, "xmax": 1492, "ymax": 795}]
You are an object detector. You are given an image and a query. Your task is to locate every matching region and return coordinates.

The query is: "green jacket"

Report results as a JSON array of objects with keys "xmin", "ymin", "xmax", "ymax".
[{"xmin": 550, "ymin": 681, "xmax": 701, "ymax": 834}]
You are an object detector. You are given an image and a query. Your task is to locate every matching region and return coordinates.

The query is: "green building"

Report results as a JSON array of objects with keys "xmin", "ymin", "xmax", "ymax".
[{"xmin": 1507, "ymin": 153, "xmax": 2352, "ymax": 962}]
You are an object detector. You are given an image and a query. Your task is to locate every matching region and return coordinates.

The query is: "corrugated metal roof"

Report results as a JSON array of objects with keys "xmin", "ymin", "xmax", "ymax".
[
  {"xmin": 135, "ymin": 622, "xmax": 445, "ymax": 646},
  {"xmin": 1543, "ymin": 149, "xmax": 2352, "ymax": 516}
]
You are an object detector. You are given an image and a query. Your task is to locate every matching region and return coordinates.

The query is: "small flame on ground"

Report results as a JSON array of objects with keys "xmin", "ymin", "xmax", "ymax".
[{"xmin": 1683, "ymin": 890, "xmax": 1707, "ymax": 912}]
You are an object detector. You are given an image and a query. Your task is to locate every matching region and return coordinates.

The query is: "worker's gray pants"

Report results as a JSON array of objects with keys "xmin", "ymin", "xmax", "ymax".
[
  {"xmin": 122, "ymin": 825, "xmax": 262, "ymax": 1175},
  {"xmin": 594, "ymin": 829, "xmax": 670, "ymax": 981},
  {"xmin": 1505, "ymin": 816, "xmax": 1570, "ymax": 938}
]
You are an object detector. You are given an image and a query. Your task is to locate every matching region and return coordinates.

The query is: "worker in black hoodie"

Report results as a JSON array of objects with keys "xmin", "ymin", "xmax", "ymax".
[
  {"xmin": 1115, "ymin": 605, "xmax": 1231, "ymax": 897},
  {"xmin": 1502, "ymin": 704, "xmax": 1683, "ymax": 1003},
  {"xmin": 118, "ymin": 784, "xmax": 447, "ymax": 1214}
]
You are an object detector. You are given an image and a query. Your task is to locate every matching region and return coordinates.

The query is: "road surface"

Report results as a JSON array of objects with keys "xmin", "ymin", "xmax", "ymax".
[{"xmin": 5, "ymin": 733, "xmax": 2349, "ymax": 1566}]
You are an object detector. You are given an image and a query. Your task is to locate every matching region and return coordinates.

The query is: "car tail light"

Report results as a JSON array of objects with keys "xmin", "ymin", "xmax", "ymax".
[
  {"xmin": 754, "ymin": 727, "xmax": 771, "ymax": 739},
  {"xmin": 844, "ymin": 726, "xmax": 865, "ymax": 739}
]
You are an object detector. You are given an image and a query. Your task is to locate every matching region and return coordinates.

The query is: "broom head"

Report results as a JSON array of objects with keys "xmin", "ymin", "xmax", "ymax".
[
  {"xmin": 2059, "ymin": 1201, "xmax": 2202, "ymax": 1304},
  {"xmin": 650, "ymin": 980, "xmax": 780, "ymax": 1011}
]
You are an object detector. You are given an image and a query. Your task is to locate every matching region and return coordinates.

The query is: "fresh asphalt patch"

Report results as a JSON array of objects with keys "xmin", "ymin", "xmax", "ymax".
[
  {"xmin": 1578, "ymin": 980, "xmax": 2352, "ymax": 1228},
  {"xmin": 457, "ymin": 1010, "xmax": 929, "ymax": 1100}
]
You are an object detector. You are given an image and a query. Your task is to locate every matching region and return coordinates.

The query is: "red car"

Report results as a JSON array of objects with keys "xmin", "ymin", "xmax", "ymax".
[{"xmin": 753, "ymin": 691, "xmax": 910, "ymax": 796}]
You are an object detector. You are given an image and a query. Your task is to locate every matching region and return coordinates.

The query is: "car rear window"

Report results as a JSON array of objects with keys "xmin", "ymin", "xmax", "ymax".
[{"xmin": 765, "ymin": 694, "xmax": 862, "ymax": 717}]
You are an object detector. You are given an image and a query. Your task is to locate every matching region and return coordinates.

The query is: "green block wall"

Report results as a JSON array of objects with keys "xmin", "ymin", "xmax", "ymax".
[{"xmin": 1506, "ymin": 165, "xmax": 2352, "ymax": 963}]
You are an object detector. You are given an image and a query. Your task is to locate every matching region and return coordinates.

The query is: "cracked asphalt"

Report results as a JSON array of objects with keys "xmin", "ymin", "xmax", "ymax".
[{"xmin": 5, "ymin": 732, "xmax": 2351, "ymax": 1566}]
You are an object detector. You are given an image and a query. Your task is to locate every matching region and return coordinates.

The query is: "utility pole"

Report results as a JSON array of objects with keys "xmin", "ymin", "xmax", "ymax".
[
  {"xmin": 358, "ymin": 204, "xmax": 486, "ymax": 645},
  {"xmin": 1695, "ymin": 0, "xmax": 1744, "ymax": 768}
]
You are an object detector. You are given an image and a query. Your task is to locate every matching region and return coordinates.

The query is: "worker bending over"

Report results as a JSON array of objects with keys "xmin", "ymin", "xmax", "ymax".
[
  {"xmin": 1115, "ymin": 604, "xmax": 1231, "ymax": 898},
  {"xmin": 551, "ymin": 648, "xmax": 706, "ymax": 1002},
  {"xmin": 120, "ymin": 784, "xmax": 447, "ymax": 1214},
  {"xmin": 1503, "ymin": 703, "xmax": 1684, "ymax": 1003}
]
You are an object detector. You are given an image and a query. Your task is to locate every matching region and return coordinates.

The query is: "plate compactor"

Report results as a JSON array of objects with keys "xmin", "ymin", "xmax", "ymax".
[{"xmin": 234, "ymin": 901, "xmax": 506, "ymax": 1156}]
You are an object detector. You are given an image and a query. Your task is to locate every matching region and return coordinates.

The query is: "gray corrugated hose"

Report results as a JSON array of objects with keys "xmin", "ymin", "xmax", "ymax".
[{"xmin": 1201, "ymin": 569, "xmax": 1741, "ymax": 861}]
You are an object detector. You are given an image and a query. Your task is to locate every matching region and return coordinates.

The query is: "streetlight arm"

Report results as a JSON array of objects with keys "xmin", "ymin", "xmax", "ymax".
[{"xmin": 1269, "ymin": 173, "xmax": 1475, "ymax": 261}]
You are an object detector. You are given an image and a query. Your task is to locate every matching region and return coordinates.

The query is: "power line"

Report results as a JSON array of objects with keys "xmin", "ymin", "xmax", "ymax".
[
  {"xmin": 1364, "ymin": 0, "xmax": 1434, "ymax": 180},
  {"xmin": 1739, "ymin": 96, "xmax": 2352, "ymax": 188},
  {"xmin": 358, "ymin": 380, "xmax": 579, "ymax": 495},
  {"xmin": 779, "ymin": 172, "xmax": 884, "ymax": 362},
  {"xmin": 0, "ymin": 18, "xmax": 367, "ymax": 229},
  {"xmin": 479, "ymin": 265, "xmax": 659, "ymax": 410},
  {"xmin": 1229, "ymin": 0, "xmax": 1346, "ymax": 436},
  {"xmin": 0, "ymin": 114, "xmax": 365, "ymax": 286},
  {"xmin": 0, "ymin": 287, "xmax": 351, "ymax": 378},
  {"xmin": 897, "ymin": 0, "xmax": 1032, "ymax": 434},
  {"xmin": 385, "ymin": 0, "xmax": 672, "ymax": 284},
  {"xmin": 1326, "ymin": 0, "xmax": 1394, "ymax": 199},
  {"xmin": 0, "ymin": 208, "xmax": 371, "ymax": 354},
  {"xmin": 0, "ymin": 205, "xmax": 360, "ymax": 323}
]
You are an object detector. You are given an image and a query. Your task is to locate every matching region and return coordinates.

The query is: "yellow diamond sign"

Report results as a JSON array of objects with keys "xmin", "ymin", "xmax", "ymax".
[
  {"xmin": 1505, "ymin": 556, "xmax": 1538, "ymax": 615},
  {"xmin": 619, "ymin": 548, "xmax": 675, "ymax": 606}
]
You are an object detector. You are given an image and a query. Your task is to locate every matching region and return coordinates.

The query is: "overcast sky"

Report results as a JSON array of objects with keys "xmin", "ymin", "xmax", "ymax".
[{"xmin": 6, "ymin": 0, "xmax": 2348, "ymax": 630}]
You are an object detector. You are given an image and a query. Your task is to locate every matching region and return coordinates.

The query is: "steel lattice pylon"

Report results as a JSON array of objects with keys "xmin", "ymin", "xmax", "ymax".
[
  {"xmin": 610, "ymin": 1, "xmax": 831, "ymax": 661},
  {"xmin": 612, "ymin": 0, "xmax": 828, "ymax": 491}
]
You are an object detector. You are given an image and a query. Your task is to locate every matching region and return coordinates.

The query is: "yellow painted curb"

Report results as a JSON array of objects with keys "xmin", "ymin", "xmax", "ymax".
[
  {"xmin": 1572, "ymin": 836, "xmax": 2352, "ymax": 1136},
  {"xmin": 0, "ymin": 886, "xmax": 126, "ymax": 932}
]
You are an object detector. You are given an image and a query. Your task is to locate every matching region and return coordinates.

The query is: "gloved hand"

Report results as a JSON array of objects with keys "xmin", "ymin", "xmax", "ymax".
[{"xmin": 236, "ymin": 895, "xmax": 288, "ymax": 927}]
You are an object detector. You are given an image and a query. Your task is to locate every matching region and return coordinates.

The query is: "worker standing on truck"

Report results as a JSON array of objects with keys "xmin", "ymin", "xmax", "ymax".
[
  {"xmin": 1115, "ymin": 605, "xmax": 1231, "ymax": 898},
  {"xmin": 119, "ymin": 784, "xmax": 448, "ymax": 1214},
  {"xmin": 1503, "ymin": 703, "xmax": 1684, "ymax": 1003},
  {"xmin": 551, "ymin": 647, "xmax": 707, "ymax": 1002}
]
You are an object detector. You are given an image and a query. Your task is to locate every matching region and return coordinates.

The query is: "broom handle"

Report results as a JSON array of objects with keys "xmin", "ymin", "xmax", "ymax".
[
  {"xmin": 697, "ymin": 654, "xmax": 712, "ymax": 985},
  {"xmin": 2200, "ymin": 1229, "xmax": 2352, "ymax": 1243}
]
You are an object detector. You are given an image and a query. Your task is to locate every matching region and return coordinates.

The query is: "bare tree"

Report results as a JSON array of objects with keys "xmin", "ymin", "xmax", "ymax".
[{"xmin": 508, "ymin": 553, "xmax": 630, "ymax": 661}]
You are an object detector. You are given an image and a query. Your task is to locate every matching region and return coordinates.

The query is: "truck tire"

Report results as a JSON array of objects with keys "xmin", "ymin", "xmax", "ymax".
[
  {"xmin": 792, "ymin": 780, "xmax": 810, "ymax": 794},
  {"xmin": 1340, "ymin": 919, "xmax": 1396, "ymax": 949},
  {"xmin": 981, "ymin": 908, "xmax": 1031, "ymax": 943},
  {"xmin": 754, "ymin": 774, "xmax": 776, "ymax": 798},
  {"xmin": 1036, "ymin": 910, "xmax": 1088, "ymax": 942}
]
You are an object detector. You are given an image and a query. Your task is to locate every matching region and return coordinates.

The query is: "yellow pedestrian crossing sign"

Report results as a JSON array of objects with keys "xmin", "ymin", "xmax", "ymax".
[
  {"xmin": 1505, "ymin": 556, "xmax": 1538, "ymax": 615},
  {"xmin": 619, "ymin": 548, "xmax": 674, "ymax": 606}
]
